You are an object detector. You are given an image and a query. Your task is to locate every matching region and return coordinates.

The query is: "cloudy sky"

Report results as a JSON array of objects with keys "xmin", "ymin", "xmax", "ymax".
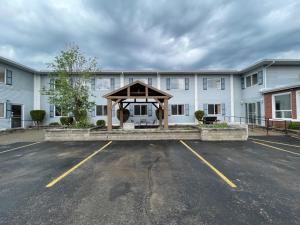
[{"xmin": 1, "ymin": 0, "xmax": 300, "ymax": 70}]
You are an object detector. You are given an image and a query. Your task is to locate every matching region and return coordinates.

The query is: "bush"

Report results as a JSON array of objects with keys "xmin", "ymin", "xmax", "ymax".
[
  {"xmin": 194, "ymin": 110, "xmax": 204, "ymax": 122},
  {"xmin": 49, "ymin": 122, "xmax": 60, "ymax": 126},
  {"xmin": 30, "ymin": 110, "xmax": 46, "ymax": 126},
  {"xmin": 199, "ymin": 122, "xmax": 229, "ymax": 128},
  {"xmin": 96, "ymin": 120, "xmax": 106, "ymax": 127},
  {"xmin": 155, "ymin": 108, "xmax": 164, "ymax": 120},
  {"xmin": 117, "ymin": 109, "xmax": 130, "ymax": 123},
  {"xmin": 288, "ymin": 122, "xmax": 300, "ymax": 130},
  {"xmin": 60, "ymin": 116, "xmax": 74, "ymax": 126}
]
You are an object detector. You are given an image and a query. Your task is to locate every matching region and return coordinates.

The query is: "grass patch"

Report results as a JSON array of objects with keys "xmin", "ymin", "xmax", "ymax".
[{"xmin": 199, "ymin": 122, "xmax": 229, "ymax": 128}]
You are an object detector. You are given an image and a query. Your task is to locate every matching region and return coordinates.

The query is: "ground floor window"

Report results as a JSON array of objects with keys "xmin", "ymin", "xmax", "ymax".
[
  {"xmin": 208, "ymin": 104, "xmax": 221, "ymax": 115},
  {"xmin": 96, "ymin": 105, "xmax": 107, "ymax": 116},
  {"xmin": 55, "ymin": 106, "xmax": 67, "ymax": 117},
  {"xmin": 274, "ymin": 93, "xmax": 292, "ymax": 119},
  {"xmin": 171, "ymin": 104, "xmax": 184, "ymax": 115},
  {"xmin": 134, "ymin": 105, "xmax": 147, "ymax": 116},
  {"xmin": 0, "ymin": 103, "xmax": 4, "ymax": 117}
]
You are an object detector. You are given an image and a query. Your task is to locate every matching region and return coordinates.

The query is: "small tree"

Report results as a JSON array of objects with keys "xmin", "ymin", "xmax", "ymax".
[
  {"xmin": 117, "ymin": 109, "xmax": 130, "ymax": 123},
  {"xmin": 194, "ymin": 110, "xmax": 204, "ymax": 122},
  {"xmin": 155, "ymin": 108, "xmax": 164, "ymax": 120},
  {"xmin": 30, "ymin": 110, "xmax": 46, "ymax": 126},
  {"xmin": 42, "ymin": 44, "xmax": 98, "ymax": 127}
]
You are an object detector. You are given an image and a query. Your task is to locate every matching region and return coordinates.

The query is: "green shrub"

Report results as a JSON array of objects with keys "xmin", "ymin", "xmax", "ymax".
[
  {"xmin": 30, "ymin": 110, "xmax": 46, "ymax": 126},
  {"xmin": 155, "ymin": 108, "xmax": 164, "ymax": 120},
  {"xmin": 117, "ymin": 109, "xmax": 130, "ymax": 122},
  {"xmin": 194, "ymin": 110, "xmax": 204, "ymax": 122},
  {"xmin": 96, "ymin": 120, "xmax": 106, "ymax": 127},
  {"xmin": 60, "ymin": 116, "xmax": 74, "ymax": 126},
  {"xmin": 288, "ymin": 122, "xmax": 300, "ymax": 130},
  {"xmin": 199, "ymin": 122, "xmax": 229, "ymax": 128},
  {"xmin": 49, "ymin": 122, "xmax": 60, "ymax": 126}
]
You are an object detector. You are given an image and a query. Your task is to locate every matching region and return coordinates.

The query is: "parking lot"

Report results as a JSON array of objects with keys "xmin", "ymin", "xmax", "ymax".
[{"xmin": 0, "ymin": 135, "xmax": 299, "ymax": 225}]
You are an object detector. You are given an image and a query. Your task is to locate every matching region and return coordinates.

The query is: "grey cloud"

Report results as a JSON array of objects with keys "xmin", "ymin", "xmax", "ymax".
[{"xmin": 0, "ymin": 0, "xmax": 300, "ymax": 70}]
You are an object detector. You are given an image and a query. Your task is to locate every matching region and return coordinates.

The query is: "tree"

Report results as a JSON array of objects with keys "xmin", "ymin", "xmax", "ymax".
[{"xmin": 42, "ymin": 44, "xmax": 98, "ymax": 127}]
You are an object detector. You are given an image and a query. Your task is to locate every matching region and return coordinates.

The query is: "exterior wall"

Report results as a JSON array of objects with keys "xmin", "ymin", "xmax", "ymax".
[
  {"xmin": 0, "ymin": 62, "xmax": 34, "ymax": 129},
  {"xmin": 266, "ymin": 66, "xmax": 300, "ymax": 88}
]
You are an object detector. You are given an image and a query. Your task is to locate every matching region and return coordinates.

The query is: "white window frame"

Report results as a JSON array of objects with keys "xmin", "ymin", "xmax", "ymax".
[
  {"xmin": 272, "ymin": 92, "xmax": 292, "ymax": 119},
  {"xmin": 207, "ymin": 78, "xmax": 221, "ymax": 90},
  {"xmin": 170, "ymin": 78, "xmax": 185, "ymax": 90},
  {"xmin": 171, "ymin": 104, "xmax": 185, "ymax": 116},
  {"xmin": 98, "ymin": 78, "xmax": 111, "ymax": 91},
  {"xmin": 0, "ymin": 68, "xmax": 6, "ymax": 84},
  {"xmin": 0, "ymin": 102, "xmax": 5, "ymax": 118},
  {"xmin": 245, "ymin": 73, "xmax": 258, "ymax": 88},
  {"xmin": 96, "ymin": 105, "xmax": 107, "ymax": 116},
  {"xmin": 207, "ymin": 104, "xmax": 221, "ymax": 115},
  {"xmin": 134, "ymin": 104, "xmax": 148, "ymax": 116},
  {"xmin": 54, "ymin": 105, "xmax": 67, "ymax": 117}
]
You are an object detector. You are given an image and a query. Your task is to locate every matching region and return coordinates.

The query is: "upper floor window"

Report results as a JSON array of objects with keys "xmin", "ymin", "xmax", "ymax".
[
  {"xmin": 208, "ymin": 104, "xmax": 221, "ymax": 115},
  {"xmin": 134, "ymin": 104, "xmax": 147, "ymax": 116},
  {"xmin": 96, "ymin": 105, "xmax": 107, "ymax": 116},
  {"xmin": 170, "ymin": 78, "xmax": 185, "ymax": 90},
  {"xmin": 0, "ymin": 69, "xmax": 4, "ymax": 83},
  {"xmin": 246, "ymin": 73, "xmax": 258, "ymax": 87},
  {"xmin": 0, "ymin": 103, "xmax": 4, "ymax": 118},
  {"xmin": 98, "ymin": 78, "xmax": 111, "ymax": 90},
  {"xmin": 6, "ymin": 70, "xmax": 12, "ymax": 85},
  {"xmin": 207, "ymin": 78, "xmax": 221, "ymax": 90},
  {"xmin": 171, "ymin": 104, "xmax": 184, "ymax": 115},
  {"xmin": 274, "ymin": 93, "xmax": 291, "ymax": 119}
]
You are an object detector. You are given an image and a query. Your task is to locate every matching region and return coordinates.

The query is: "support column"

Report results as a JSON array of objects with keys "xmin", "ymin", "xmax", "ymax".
[
  {"xmin": 158, "ymin": 105, "xmax": 163, "ymax": 129},
  {"xmin": 107, "ymin": 99, "xmax": 112, "ymax": 131},
  {"xmin": 164, "ymin": 98, "xmax": 168, "ymax": 129}
]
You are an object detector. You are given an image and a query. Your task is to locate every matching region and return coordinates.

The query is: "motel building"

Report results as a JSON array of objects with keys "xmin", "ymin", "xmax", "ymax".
[{"xmin": 1, "ymin": 56, "xmax": 300, "ymax": 130}]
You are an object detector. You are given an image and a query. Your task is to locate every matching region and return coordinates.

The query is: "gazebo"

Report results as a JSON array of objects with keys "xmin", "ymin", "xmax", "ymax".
[{"xmin": 103, "ymin": 81, "xmax": 173, "ymax": 131}]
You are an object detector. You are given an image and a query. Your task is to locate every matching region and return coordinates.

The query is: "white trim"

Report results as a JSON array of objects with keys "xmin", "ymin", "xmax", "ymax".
[
  {"xmin": 194, "ymin": 74, "xmax": 198, "ymax": 122},
  {"xmin": 272, "ymin": 92, "xmax": 292, "ymax": 119},
  {"xmin": 33, "ymin": 74, "xmax": 41, "ymax": 109},
  {"xmin": 230, "ymin": 74, "xmax": 234, "ymax": 122},
  {"xmin": 263, "ymin": 67, "xmax": 267, "ymax": 89},
  {"xmin": 53, "ymin": 105, "xmax": 67, "ymax": 118}
]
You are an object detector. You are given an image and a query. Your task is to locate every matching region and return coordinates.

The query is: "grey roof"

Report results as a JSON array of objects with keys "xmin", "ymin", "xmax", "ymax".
[{"xmin": 1, "ymin": 55, "xmax": 300, "ymax": 75}]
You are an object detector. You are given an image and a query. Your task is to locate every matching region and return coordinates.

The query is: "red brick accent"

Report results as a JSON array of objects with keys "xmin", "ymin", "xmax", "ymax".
[
  {"xmin": 264, "ymin": 94, "xmax": 272, "ymax": 119},
  {"xmin": 291, "ymin": 90, "xmax": 297, "ymax": 119}
]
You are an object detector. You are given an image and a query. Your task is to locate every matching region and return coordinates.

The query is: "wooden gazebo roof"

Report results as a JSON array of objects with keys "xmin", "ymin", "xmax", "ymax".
[{"xmin": 103, "ymin": 80, "xmax": 172, "ymax": 101}]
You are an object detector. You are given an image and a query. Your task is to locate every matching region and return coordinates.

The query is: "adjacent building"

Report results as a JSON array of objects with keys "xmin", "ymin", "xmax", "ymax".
[{"xmin": 1, "ymin": 56, "xmax": 300, "ymax": 129}]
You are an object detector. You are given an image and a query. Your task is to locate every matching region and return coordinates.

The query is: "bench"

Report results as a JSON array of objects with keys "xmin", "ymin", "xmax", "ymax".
[{"xmin": 203, "ymin": 116, "xmax": 218, "ymax": 124}]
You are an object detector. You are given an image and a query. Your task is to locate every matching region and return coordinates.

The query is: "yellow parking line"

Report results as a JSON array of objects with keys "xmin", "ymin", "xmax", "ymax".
[
  {"xmin": 251, "ymin": 141, "xmax": 300, "ymax": 156},
  {"xmin": 290, "ymin": 135, "xmax": 300, "ymax": 140},
  {"xmin": 180, "ymin": 140, "xmax": 237, "ymax": 188},
  {"xmin": 46, "ymin": 141, "xmax": 112, "ymax": 188},
  {"xmin": 0, "ymin": 142, "xmax": 41, "ymax": 154},
  {"xmin": 249, "ymin": 138, "xmax": 300, "ymax": 148}
]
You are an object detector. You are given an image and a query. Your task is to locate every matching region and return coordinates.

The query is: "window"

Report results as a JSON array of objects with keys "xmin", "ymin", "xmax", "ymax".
[
  {"xmin": 134, "ymin": 105, "xmax": 147, "ymax": 116},
  {"xmin": 245, "ymin": 73, "xmax": 258, "ymax": 88},
  {"xmin": 171, "ymin": 104, "xmax": 184, "ymax": 115},
  {"xmin": 55, "ymin": 106, "xmax": 67, "ymax": 117},
  {"xmin": 207, "ymin": 78, "xmax": 221, "ymax": 89},
  {"xmin": 0, "ymin": 103, "xmax": 4, "ymax": 117},
  {"xmin": 170, "ymin": 78, "xmax": 185, "ymax": 90},
  {"xmin": 98, "ymin": 78, "xmax": 111, "ymax": 90},
  {"xmin": 208, "ymin": 104, "xmax": 221, "ymax": 115},
  {"xmin": 274, "ymin": 93, "xmax": 292, "ymax": 119},
  {"xmin": 96, "ymin": 105, "xmax": 107, "ymax": 116},
  {"xmin": 0, "ymin": 69, "xmax": 4, "ymax": 83},
  {"xmin": 136, "ymin": 78, "xmax": 148, "ymax": 84}
]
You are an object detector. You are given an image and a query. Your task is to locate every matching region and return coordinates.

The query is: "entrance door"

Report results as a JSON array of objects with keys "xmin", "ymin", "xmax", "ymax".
[
  {"xmin": 11, "ymin": 105, "xmax": 22, "ymax": 128},
  {"xmin": 246, "ymin": 103, "xmax": 256, "ymax": 124}
]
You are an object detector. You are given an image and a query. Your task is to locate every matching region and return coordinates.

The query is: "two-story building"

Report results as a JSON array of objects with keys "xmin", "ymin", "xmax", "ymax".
[{"xmin": 1, "ymin": 56, "xmax": 300, "ymax": 129}]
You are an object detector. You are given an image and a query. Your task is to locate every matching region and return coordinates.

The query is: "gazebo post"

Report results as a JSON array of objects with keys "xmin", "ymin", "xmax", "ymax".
[
  {"xmin": 120, "ymin": 102, "xmax": 124, "ymax": 129},
  {"xmin": 158, "ymin": 105, "xmax": 163, "ymax": 129},
  {"xmin": 164, "ymin": 98, "xmax": 168, "ymax": 129},
  {"xmin": 107, "ymin": 99, "xmax": 112, "ymax": 131}
]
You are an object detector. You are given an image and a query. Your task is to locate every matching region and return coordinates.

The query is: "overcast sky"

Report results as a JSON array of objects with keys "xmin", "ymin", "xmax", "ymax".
[{"xmin": 1, "ymin": 0, "xmax": 300, "ymax": 70}]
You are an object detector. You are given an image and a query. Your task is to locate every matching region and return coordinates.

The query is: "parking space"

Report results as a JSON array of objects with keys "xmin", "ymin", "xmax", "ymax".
[{"xmin": 0, "ymin": 137, "xmax": 299, "ymax": 224}]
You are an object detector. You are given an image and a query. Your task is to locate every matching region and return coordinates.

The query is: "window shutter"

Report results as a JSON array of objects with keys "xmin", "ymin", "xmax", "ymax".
[
  {"xmin": 203, "ymin": 104, "xmax": 208, "ymax": 115},
  {"xmin": 166, "ymin": 78, "xmax": 171, "ymax": 90},
  {"xmin": 185, "ymin": 104, "xmax": 189, "ymax": 116},
  {"xmin": 221, "ymin": 78, "xmax": 225, "ymax": 90},
  {"xmin": 185, "ymin": 78, "xmax": 189, "ymax": 90},
  {"xmin": 50, "ymin": 78, "xmax": 55, "ymax": 90},
  {"xmin": 258, "ymin": 71, "xmax": 263, "ymax": 85},
  {"xmin": 168, "ymin": 104, "xmax": 171, "ymax": 116},
  {"xmin": 129, "ymin": 104, "xmax": 134, "ymax": 116},
  {"xmin": 257, "ymin": 102, "xmax": 261, "ymax": 124},
  {"xmin": 49, "ymin": 105, "xmax": 54, "ymax": 118},
  {"xmin": 148, "ymin": 104, "xmax": 152, "ymax": 117},
  {"xmin": 6, "ymin": 70, "xmax": 12, "ymax": 85},
  {"xmin": 148, "ymin": 77, "xmax": 152, "ymax": 86},
  {"xmin": 6, "ymin": 102, "xmax": 11, "ymax": 118},
  {"xmin": 91, "ymin": 77, "xmax": 95, "ymax": 91},
  {"xmin": 203, "ymin": 78, "xmax": 207, "ymax": 90},
  {"xmin": 129, "ymin": 78, "xmax": 133, "ymax": 84},
  {"xmin": 110, "ymin": 78, "xmax": 115, "ymax": 90},
  {"xmin": 222, "ymin": 104, "xmax": 226, "ymax": 116},
  {"xmin": 241, "ymin": 77, "xmax": 245, "ymax": 89}
]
